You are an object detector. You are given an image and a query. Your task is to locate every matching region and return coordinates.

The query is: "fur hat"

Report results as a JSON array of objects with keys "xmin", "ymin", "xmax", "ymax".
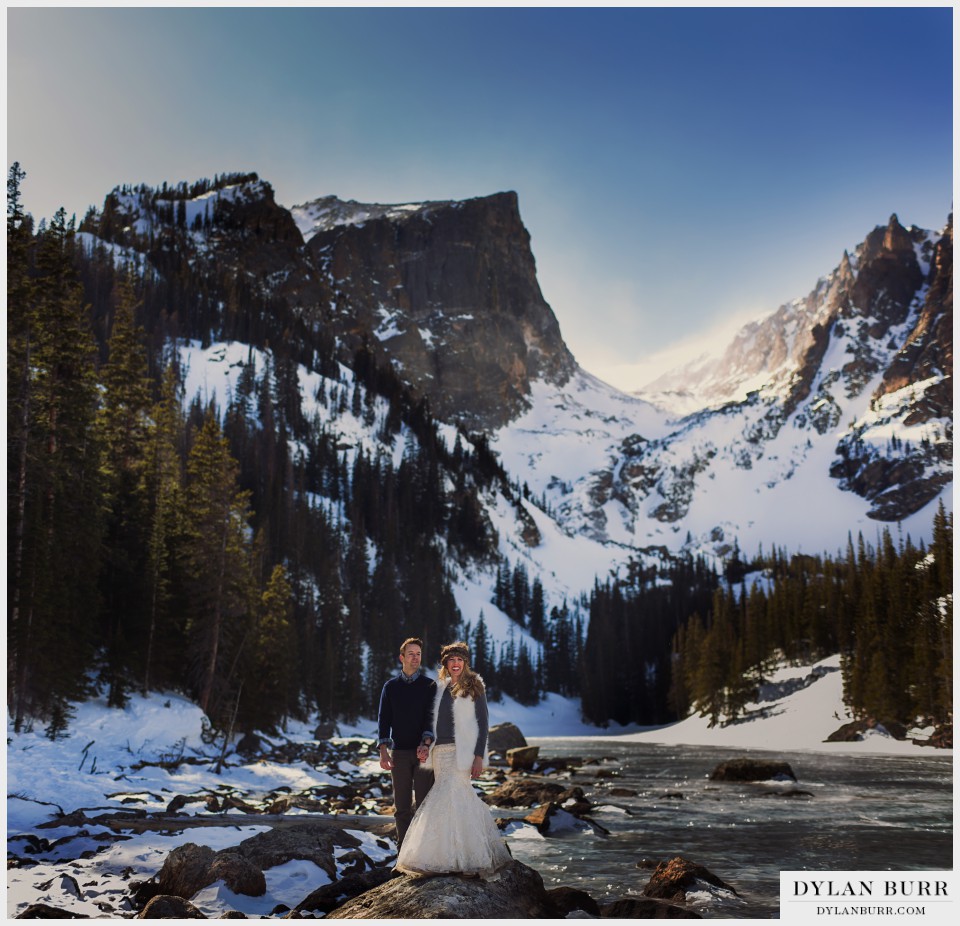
[{"xmin": 439, "ymin": 641, "xmax": 470, "ymax": 664}]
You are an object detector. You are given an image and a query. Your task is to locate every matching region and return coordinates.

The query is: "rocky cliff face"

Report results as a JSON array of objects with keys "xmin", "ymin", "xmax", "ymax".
[
  {"xmin": 295, "ymin": 192, "xmax": 577, "ymax": 430},
  {"xmin": 86, "ymin": 179, "xmax": 578, "ymax": 432},
  {"xmin": 624, "ymin": 214, "xmax": 952, "ymax": 526},
  {"xmin": 830, "ymin": 217, "xmax": 953, "ymax": 519}
]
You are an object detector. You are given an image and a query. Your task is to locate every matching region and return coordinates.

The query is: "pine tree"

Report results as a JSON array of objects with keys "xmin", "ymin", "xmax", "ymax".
[
  {"xmin": 182, "ymin": 412, "xmax": 256, "ymax": 720},
  {"xmin": 244, "ymin": 563, "xmax": 296, "ymax": 731},
  {"xmin": 141, "ymin": 365, "xmax": 187, "ymax": 694},
  {"xmin": 96, "ymin": 275, "xmax": 154, "ymax": 705},
  {"xmin": 529, "ymin": 577, "xmax": 546, "ymax": 640}
]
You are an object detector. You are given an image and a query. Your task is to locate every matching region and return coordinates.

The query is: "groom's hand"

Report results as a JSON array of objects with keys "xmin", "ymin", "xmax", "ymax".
[
  {"xmin": 379, "ymin": 746, "xmax": 394, "ymax": 771},
  {"xmin": 416, "ymin": 744, "xmax": 428, "ymax": 762}
]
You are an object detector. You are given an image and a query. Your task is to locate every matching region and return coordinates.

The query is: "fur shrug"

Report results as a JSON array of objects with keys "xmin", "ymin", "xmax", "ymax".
[{"xmin": 422, "ymin": 676, "xmax": 487, "ymax": 772}]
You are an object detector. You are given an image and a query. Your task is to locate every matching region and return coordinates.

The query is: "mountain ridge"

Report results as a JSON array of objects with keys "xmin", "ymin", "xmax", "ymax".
[{"xmin": 79, "ymin": 174, "xmax": 952, "ymax": 557}]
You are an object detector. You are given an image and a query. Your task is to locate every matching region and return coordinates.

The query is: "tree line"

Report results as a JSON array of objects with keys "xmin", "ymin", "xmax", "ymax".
[{"xmin": 669, "ymin": 506, "xmax": 952, "ymax": 730}]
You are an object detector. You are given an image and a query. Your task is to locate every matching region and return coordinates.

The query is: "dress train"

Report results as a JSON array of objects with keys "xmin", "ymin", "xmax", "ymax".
[{"xmin": 395, "ymin": 744, "xmax": 512, "ymax": 878}]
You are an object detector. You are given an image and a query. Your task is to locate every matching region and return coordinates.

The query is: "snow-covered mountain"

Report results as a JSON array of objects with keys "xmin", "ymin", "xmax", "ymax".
[
  {"xmin": 491, "ymin": 215, "xmax": 952, "ymax": 558},
  {"xmin": 286, "ymin": 190, "xmax": 953, "ymax": 558},
  {"xmin": 291, "ymin": 190, "xmax": 578, "ymax": 431},
  {"xmin": 81, "ymin": 175, "xmax": 952, "ymax": 571}
]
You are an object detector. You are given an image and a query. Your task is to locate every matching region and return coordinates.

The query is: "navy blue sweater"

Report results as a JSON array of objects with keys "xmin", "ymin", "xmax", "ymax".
[{"xmin": 377, "ymin": 670, "xmax": 437, "ymax": 751}]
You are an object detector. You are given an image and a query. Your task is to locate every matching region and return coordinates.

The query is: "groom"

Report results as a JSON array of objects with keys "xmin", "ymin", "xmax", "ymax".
[{"xmin": 377, "ymin": 637, "xmax": 437, "ymax": 849}]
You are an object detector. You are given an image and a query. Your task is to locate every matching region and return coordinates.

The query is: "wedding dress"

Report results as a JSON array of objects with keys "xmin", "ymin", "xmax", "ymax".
[{"xmin": 394, "ymin": 743, "xmax": 512, "ymax": 878}]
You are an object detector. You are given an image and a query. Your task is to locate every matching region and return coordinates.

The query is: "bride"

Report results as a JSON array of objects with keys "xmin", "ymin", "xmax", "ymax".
[{"xmin": 394, "ymin": 641, "xmax": 512, "ymax": 879}]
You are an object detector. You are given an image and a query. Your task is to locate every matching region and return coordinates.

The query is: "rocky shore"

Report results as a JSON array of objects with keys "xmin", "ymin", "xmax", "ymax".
[{"xmin": 8, "ymin": 725, "xmax": 781, "ymax": 919}]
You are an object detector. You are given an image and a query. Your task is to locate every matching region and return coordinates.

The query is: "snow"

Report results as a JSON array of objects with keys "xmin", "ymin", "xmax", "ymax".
[
  {"xmin": 489, "ymin": 271, "xmax": 949, "ymax": 562},
  {"xmin": 608, "ymin": 655, "xmax": 939, "ymax": 756},
  {"xmin": 191, "ymin": 861, "xmax": 331, "ymax": 919},
  {"xmin": 289, "ymin": 196, "xmax": 443, "ymax": 243}
]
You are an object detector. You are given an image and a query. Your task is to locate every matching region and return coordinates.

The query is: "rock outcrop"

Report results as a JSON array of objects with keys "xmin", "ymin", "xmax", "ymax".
[
  {"xmin": 487, "ymin": 721, "xmax": 528, "ymax": 755},
  {"xmin": 148, "ymin": 842, "xmax": 267, "ymax": 901},
  {"xmin": 138, "ymin": 895, "xmax": 206, "ymax": 919},
  {"xmin": 482, "ymin": 778, "xmax": 569, "ymax": 807},
  {"xmin": 301, "ymin": 192, "xmax": 578, "ymax": 430},
  {"xmin": 601, "ymin": 896, "xmax": 702, "ymax": 918},
  {"xmin": 709, "ymin": 758, "xmax": 797, "ymax": 782},
  {"xmin": 643, "ymin": 856, "xmax": 740, "ymax": 903},
  {"xmin": 326, "ymin": 859, "xmax": 559, "ymax": 918}
]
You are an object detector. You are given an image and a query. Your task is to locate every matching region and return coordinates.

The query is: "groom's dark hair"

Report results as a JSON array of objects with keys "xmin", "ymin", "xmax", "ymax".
[{"xmin": 399, "ymin": 637, "xmax": 424, "ymax": 655}]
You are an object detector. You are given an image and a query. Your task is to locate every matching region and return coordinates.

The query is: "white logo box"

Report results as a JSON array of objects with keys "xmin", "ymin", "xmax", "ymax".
[{"xmin": 780, "ymin": 871, "xmax": 954, "ymax": 924}]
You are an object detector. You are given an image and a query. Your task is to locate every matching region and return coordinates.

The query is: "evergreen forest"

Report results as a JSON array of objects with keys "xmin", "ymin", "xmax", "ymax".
[{"xmin": 6, "ymin": 165, "xmax": 953, "ymax": 742}]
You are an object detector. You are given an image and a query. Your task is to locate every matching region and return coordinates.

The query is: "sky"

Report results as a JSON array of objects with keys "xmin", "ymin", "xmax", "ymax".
[{"xmin": 5, "ymin": 2, "xmax": 955, "ymax": 390}]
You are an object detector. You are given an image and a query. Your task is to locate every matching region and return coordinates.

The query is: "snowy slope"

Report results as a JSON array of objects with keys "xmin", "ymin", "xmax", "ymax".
[
  {"xmin": 492, "ymin": 358, "xmax": 949, "ymax": 560},
  {"xmin": 490, "ymin": 222, "xmax": 951, "ymax": 560},
  {"xmin": 290, "ymin": 195, "xmax": 456, "ymax": 243}
]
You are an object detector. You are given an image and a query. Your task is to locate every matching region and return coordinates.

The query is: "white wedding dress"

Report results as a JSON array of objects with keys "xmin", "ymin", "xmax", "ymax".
[{"xmin": 395, "ymin": 744, "xmax": 512, "ymax": 878}]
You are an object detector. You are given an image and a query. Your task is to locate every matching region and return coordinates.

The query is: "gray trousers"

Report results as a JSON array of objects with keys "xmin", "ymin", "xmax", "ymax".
[{"xmin": 390, "ymin": 749, "xmax": 434, "ymax": 849}]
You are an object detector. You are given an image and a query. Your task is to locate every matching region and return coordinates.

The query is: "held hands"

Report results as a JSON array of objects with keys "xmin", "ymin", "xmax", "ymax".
[
  {"xmin": 470, "ymin": 756, "xmax": 483, "ymax": 779},
  {"xmin": 379, "ymin": 746, "xmax": 394, "ymax": 771},
  {"xmin": 416, "ymin": 744, "xmax": 429, "ymax": 762}
]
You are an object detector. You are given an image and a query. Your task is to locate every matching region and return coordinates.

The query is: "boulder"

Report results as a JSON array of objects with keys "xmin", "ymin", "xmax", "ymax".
[
  {"xmin": 487, "ymin": 722, "xmax": 528, "ymax": 754},
  {"xmin": 138, "ymin": 894, "xmax": 206, "ymax": 918},
  {"xmin": 826, "ymin": 718, "xmax": 908, "ymax": 743},
  {"xmin": 233, "ymin": 822, "xmax": 362, "ymax": 881},
  {"xmin": 709, "ymin": 758, "xmax": 796, "ymax": 782},
  {"xmin": 506, "ymin": 745, "xmax": 539, "ymax": 770},
  {"xmin": 165, "ymin": 794, "xmax": 213, "ymax": 814},
  {"xmin": 326, "ymin": 860, "xmax": 558, "ymax": 918},
  {"xmin": 220, "ymin": 795, "xmax": 259, "ymax": 814},
  {"xmin": 148, "ymin": 840, "xmax": 270, "ymax": 909},
  {"xmin": 154, "ymin": 843, "xmax": 216, "ymax": 898},
  {"xmin": 295, "ymin": 868, "xmax": 396, "ymax": 915},
  {"xmin": 547, "ymin": 885, "xmax": 601, "ymax": 917},
  {"xmin": 482, "ymin": 779, "xmax": 566, "ymax": 808},
  {"xmin": 523, "ymin": 803, "xmax": 555, "ymax": 832},
  {"xmin": 236, "ymin": 733, "xmax": 262, "ymax": 756},
  {"xmin": 602, "ymin": 896, "xmax": 701, "ymax": 918},
  {"xmin": 314, "ymin": 721, "xmax": 340, "ymax": 740},
  {"xmin": 642, "ymin": 857, "xmax": 739, "ymax": 903},
  {"xmin": 208, "ymin": 852, "xmax": 266, "ymax": 897},
  {"xmin": 15, "ymin": 904, "xmax": 87, "ymax": 919},
  {"xmin": 556, "ymin": 785, "xmax": 592, "ymax": 817},
  {"xmin": 926, "ymin": 724, "xmax": 952, "ymax": 749}
]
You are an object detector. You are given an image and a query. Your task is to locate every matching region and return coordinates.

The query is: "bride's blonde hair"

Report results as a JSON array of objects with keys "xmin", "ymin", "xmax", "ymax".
[{"xmin": 438, "ymin": 641, "xmax": 485, "ymax": 700}]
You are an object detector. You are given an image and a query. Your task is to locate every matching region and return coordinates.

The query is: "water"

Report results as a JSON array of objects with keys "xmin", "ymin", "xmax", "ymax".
[{"xmin": 501, "ymin": 740, "xmax": 952, "ymax": 918}]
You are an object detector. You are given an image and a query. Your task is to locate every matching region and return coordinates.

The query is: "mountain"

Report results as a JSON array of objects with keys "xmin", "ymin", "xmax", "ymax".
[
  {"xmin": 497, "ymin": 214, "xmax": 952, "ymax": 557},
  {"xmin": 79, "ymin": 175, "xmax": 952, "ymax": 561},
  {"xmin": 291, "ymin": 192, "xmax": 577, "ymax": 431}
]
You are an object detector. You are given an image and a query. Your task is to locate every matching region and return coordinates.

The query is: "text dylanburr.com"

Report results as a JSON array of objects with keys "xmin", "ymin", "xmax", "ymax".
[{"xmin": 781, "ymin": 872, "xmax": 955, "ymax": 923}]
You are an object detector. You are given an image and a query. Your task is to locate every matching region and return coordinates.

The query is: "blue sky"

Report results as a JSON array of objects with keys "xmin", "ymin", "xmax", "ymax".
[{"xmin": 6, "ymin": 4, "xmax": 954, "ymax": 389}]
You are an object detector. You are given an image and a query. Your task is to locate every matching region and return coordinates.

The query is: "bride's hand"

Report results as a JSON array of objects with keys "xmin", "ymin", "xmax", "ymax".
[{"xmin": 470, "ymin": 756, "xmax": 483, "ymax": 779}]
